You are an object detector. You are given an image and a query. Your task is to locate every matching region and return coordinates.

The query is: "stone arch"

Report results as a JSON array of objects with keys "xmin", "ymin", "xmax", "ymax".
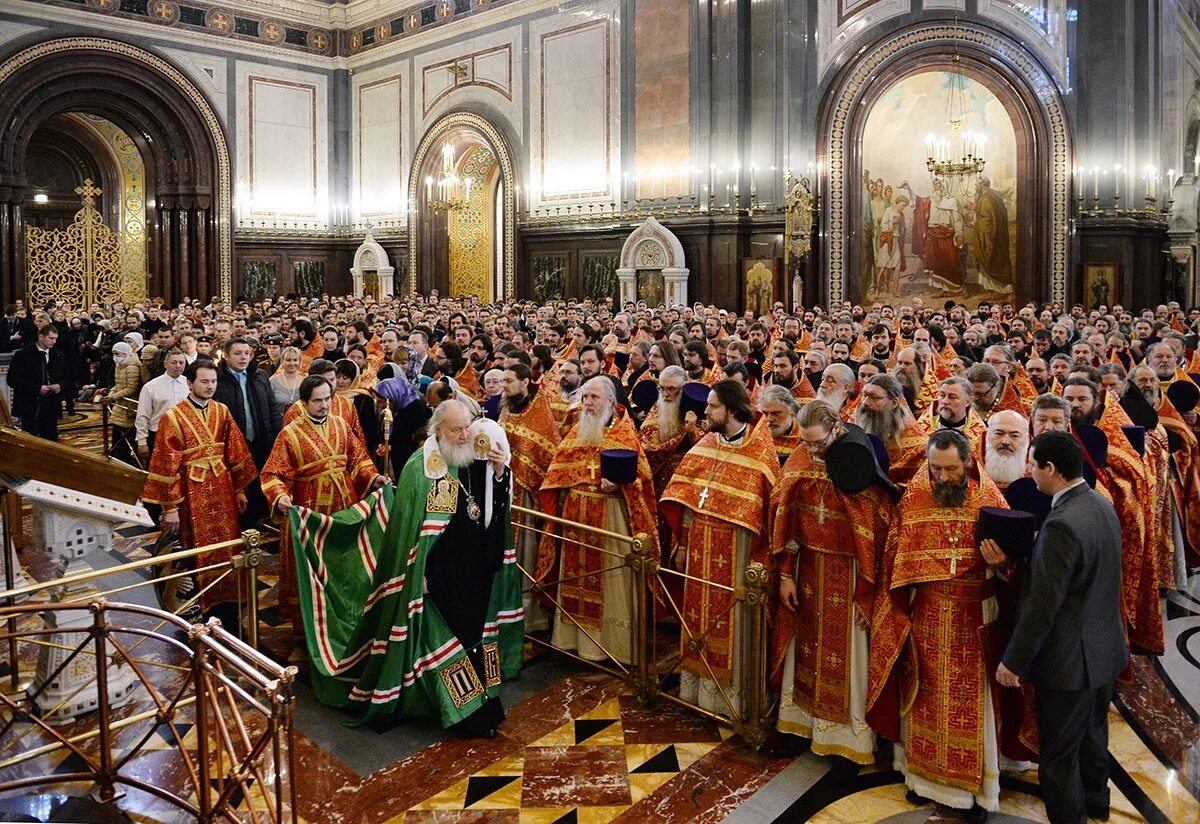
[
  {"xmin": 407, "ymin": 109, "xmax": 518, "ymax": 299},
  {"xmin": 0, "ymin": 37, "xmax": 232, "ymax": 304},
  {"xmin": 818, "ymin": 20, "xmax": 1071, "ymax": 306}
]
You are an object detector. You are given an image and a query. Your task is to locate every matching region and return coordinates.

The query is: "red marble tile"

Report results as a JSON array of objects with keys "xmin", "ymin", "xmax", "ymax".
[
  {"xmin": 608, "ymin": 740, "xmax": 789, "ymax": 823},
  {"xmin": 617, "ymin": 695, "xmax": 723, "ymax": 744},
  {"xmin": 404, "ymin": 812, "xmax": 519, "ymax": 823},
  {"xmin": 521, "ymin": 745, "xmax": 631, "ymax": 808},
  {"xmin": 1116, "ymin": 654, "xmax": 1200, "ymax": 764}
]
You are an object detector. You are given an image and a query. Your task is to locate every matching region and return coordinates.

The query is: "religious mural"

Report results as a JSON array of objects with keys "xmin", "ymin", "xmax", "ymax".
[{"xmin": 859, "ymin": 70, "xmax": 1019, "ymax": 306}]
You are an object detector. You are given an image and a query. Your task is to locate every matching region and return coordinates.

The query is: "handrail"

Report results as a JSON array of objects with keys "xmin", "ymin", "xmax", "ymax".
[{"xmin": 512, "ymin": 503, "xmax": 640, "ymax": 545}]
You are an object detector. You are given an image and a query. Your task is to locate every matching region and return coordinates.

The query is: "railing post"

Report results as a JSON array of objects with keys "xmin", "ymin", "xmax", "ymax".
[
  {"xmin": 233, "ymin": 529, "xmax": 263, "ymax": 650},
  {"xmin": 627, "ymin": 532, "xmax": 657, "ymax": 705},
  {"xmin": 101, "ymin": 402, "xmax": 110, "ymax": 456},
  {"xmin": 1, "ymin": 487, "xmax": 18, "ymax": 690},
  {"xmin": 91, "ymin": 602, "xmax": 117, "ymax": 802},
  {"xmin": 190, "ymin": 624, "xmax": 213, "ymax": 823},
  {"xmin": 742, "ymin": 561, "xmax": 770, "ymax": 751}
]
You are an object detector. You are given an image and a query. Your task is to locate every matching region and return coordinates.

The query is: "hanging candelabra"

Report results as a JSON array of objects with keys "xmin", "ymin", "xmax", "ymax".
[
  {"xmin": 425, "ymin": 145, "xmax": 471, "ymax": 213},
  {"xmin": 925, "ymin": 54, "xmax": 987, "ymax": 197}
]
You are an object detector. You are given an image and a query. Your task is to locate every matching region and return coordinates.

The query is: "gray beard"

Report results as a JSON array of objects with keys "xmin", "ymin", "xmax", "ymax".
[
  {"xmin": 576, "ymin": 408, "xmax": 609, "ymax": 446},
  {"xmin": 856, "ymin": 405, "xmax": 899, "ymax": 446},
  {"xmin": 769, "ymin": 419, "xmax": 793, "ymax": 439},
  {"xmin": 437, "ymin": 437, "xmax": 477, "ymax": 468},
  {"xmin": 985, "ymin": 446, "xmax": 1027, "ymax": 486},
  {"xmin": 657, "ymin": 397, "xmax": 682, "ymax": 438},
  {"xmin": 1142, "ymin": 387, "xmax": 1161, "ymax": 408},
  {"xmin": 931, "ymin": 475, "xmax": 969, "ymax": 508},
  {"xmin": 816, "ymin": 388, "xmax": 847, "ymax": 411},
  {"xmin": 897, "ymin": 370, "xmax": 921, "ymax": 395}
]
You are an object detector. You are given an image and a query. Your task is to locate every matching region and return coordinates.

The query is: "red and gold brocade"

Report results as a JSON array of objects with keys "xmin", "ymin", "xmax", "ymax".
[
  {"xmin": 978, "ymin": 379, "xmax": 1029, "ymax": 422},
  {"xmin": 765, "ymin": 418, "xmax": 802, "ymax": 466},
  {"xmin": 283, "ymin": 394, "xmax": 367, "ymax": 447},
  {"xmin": 142, "ymin": 400, "xmax": 257, "ymax": 608},
  {"xmin": 536, "ymin": 415, "xmax": 660, "ymax": 626},
  {"xmin": 1090, "ymin": 400, "xmax": 1161, "ymax": 655},
  {"xmin": 1145, "ymin": 424, "xmax": 1175, "ymax": 588},
  {"xmin": 499, "ymin": 389, "xmax": 561, "ymax": 499},
  {"xmin": 638, "ymin": 402, "xmax": 703, "ymax": 497},
  {"xmin": 1157, "ymin": 396, "xmax": 1200, "ymax": 564},
  {"xmin": 300, "ymin": 337, "xmax": 325, "ymax": 373},
  {"xmin": 768, "ymin": 444, "xmax": 891, "ymax": 726},
  {"xmin": 884, "ymin": 422, "xmax": 934, "ymax": 488},
  {"xmin": 1010, "ymin": 365, "xmax": 1039, "ymax": 407},
  {"xmin": 915, "ymin": 408, "xmax": 988, "ymax": 469},
  {"xmin": 867, "ymin": 472, "xmax": 1008, "ymax": 794},
  {"xmin": 659, "ymin": 424, "xmax": 779, "ymax": 681},
  {"xmin": 261, "ymin": 414, "xmax": 380, "ymax": 628},
  {"xmin": 453, "ymin": 364, "xmax": 483, "ymax": 400}
]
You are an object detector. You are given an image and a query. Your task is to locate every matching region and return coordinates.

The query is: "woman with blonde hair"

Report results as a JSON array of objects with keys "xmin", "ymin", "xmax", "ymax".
[{"xmin": 269, "ymin": 346, "xmax": 304, "ymax": 424}]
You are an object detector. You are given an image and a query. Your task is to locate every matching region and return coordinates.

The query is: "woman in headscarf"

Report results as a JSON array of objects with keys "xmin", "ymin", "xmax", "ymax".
[
  {"xmin": 103, "ymin": 341, "xmax": 144, "ymax": 466},
  {"xmin": 334, "ymin": 358, "xmax": 381, "ymax": 463},
  {"xmin": 374, "ymin": 375, "xmax": 433, "ymax": 477}
]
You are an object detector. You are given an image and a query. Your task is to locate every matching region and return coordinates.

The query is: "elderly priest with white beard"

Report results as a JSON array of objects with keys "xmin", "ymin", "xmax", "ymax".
[{"xmin": 288, "ymin": 399, "xmax": 524, "ymax": 738}]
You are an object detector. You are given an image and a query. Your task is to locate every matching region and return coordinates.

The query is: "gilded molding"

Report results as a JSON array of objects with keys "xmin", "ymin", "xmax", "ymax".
[
  {"xmin": 407, "ymin": 111, "xmax": 516, "ymax": 299},
  {"xmin": 0, "ymin": 37, "xmax": 234, "ymax": 304},
  {"xmin": 823, "ymin": 22, "xmax": 1069, "ymax": 306}
]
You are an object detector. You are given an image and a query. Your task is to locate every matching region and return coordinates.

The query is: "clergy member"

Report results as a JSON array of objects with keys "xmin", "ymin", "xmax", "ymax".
[
  {"xmin": 660, "ymin": 380, "xmax": 778, "ymax": 717},
  {"xmin": 756, "ymin": 384, "xmax": 802, "ymax": 465},
  {"xmin": 142, "ymin": 359, "xmax": 257, "ymax": 621},
  {"xmin": 869, "ymin": 428, "xmax": 1008, "ymax": 819},
  {"xmin": 771, "ymin": 400, "xmax": 892, "ymax": 774},
  {"xmin": 856, "ymin": 374, "xmax": 926, "ymax": 487},
  {"xmin": 537, "ymin": 376, "xmax": 659, "ymax": 664},
  {"xmin": 262, "ymin": 375, "xmax": 388, "ymax": 630}
]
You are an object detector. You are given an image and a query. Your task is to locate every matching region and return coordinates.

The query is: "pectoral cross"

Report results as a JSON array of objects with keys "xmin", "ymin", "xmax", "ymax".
[
  {"xmin": 698, "ymin": 486, "xmax": 710, "ymax": 510},
  {"xmin": 950, "ymin": 552, "xmax": 959, "ymax": 575},
  {"xmin": 816, "ymin": 500, "xmax": 827, "ymax": 524}
]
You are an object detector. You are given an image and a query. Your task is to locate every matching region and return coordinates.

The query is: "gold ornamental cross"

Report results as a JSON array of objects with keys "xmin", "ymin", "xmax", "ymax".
[{"xmin": 75, "ymin": 179, "xmax": 102, "ymax": 206}]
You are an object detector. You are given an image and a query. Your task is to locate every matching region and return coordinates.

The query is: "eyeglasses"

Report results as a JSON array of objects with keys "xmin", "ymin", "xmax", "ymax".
[{"xmin": 800, "ymin": 426, "xmax": 837, "ymax": 449}]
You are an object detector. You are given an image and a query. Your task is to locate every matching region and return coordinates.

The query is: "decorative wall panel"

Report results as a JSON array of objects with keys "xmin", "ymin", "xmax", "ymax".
[
  {"xmin": 356, "ymin": 75, "xmax": 403, "ymax": 216},
  {"xmin": 448, "ymin": 146, "xmax": 497, "ymax": 300},
  {"xmin": 531, "ymin": 8, "xmax": 619, "ymax": 205},
  {"xmin": 293, "ymin": 259, "xmax": 325, "ymax": 296},
  {"xmin": 248, "ymin": 76, "xmax": 317, "ymax": 215},
  {"xmin": 582, "ymin": 253, "xmax": 620, "ymax": 306},
  {"xmin": 634, "ymin": 0, "xmax": 691, "ymax": 200},
  {"xmin": 240, "ymin": 259, "xmax": 277, "ymax": 300},
  {"xmin": 421, "ymin": 45, "xmax": 512, "ymax": 117},
  {"xmin": 531, "ymin": 254, "xmax": 567, "ymax": 303},
  {"xmin": 817, "ymin": 0, "xmax": 908, "ymax": 76}
]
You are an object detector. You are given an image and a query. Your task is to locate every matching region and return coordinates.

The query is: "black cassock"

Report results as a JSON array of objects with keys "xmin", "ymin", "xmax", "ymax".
[{"xmin": 424, "ymin": 458, "xmax": 510, "ymax": 736}]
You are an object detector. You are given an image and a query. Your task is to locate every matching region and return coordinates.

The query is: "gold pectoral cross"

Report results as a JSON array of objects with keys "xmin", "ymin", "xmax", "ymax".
[
  {"xmin": 950, "ymin": 552, "xmax": 959, "ymax": 575},
  {"xmin": 698, "ymin": 486, "xmax": 710, "ymax": 509},
  {"xmin": 816, "ymin": 500, "xmax": 827, "ymax": 524}
]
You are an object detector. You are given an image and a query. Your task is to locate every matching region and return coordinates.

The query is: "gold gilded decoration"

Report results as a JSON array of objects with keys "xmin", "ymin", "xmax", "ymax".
[
  {"xmin": 25, "ymin": 180, "xmax": 125, "ymax": 310},
  {"xmin": 482, "ymin": 642, "xmax": 502, "ymax": 687},
  {"xmin": 448, "ymin": 145, "xmax": 497, "ymax": 300},
  {"xmin": 205, "ymin": 8, "xmax": 234, "ymax": 34},
  {"xmin": 408, "ymin": 112, "xmax": 516, "ymax": 298},
  {"xmin": 310, "ymin": 30, "xmax": 331, "ymax": 53},
  {"xmin": 1, "ymin": 39, "xmax": 232, "ymax": 301},
  {"xmin": 784, "ymin": 173, "xmax": 814, "ymax": 261},
  {"xmin": 425, "ymin": 449, "xmax": 445, "ymax": 476},
  {"xmin": 426, "ymin": 476, "xmax": 459, "ymax": 514},
  {"xmin": 438, "ymin": 0, "xmax": 455, "ymax": 20},
  {"xmin": 473, "ymin": 432, "xmax": 491, "ymax": 458},
  {"xmin": 440, "ymin": 656, "xmax": 483, "ymax": 708},
  {"xmin": 350, "ymin": 32, "xmax": 362, "ymax": 51},
  {"xmin": 85, "ymin": 0, "xmax": 120, "ymax": 11},
  {"xmin": 376, "ymin": 23, "xmax": 390, "ymax": 43},
  {"xmin": 150, "ymin": 0, "xmax": 179, "ymax": 24},
  {"xmin": 260, "ymin": 20, "xmax": 286, "ymax": 45},
  {"xmin": 448, "ymin": 62, "xmax": 469, "ymax": 80},
  {"xmin": 73, "ymin": 114, "xmax": 147, "ymax": 303}
]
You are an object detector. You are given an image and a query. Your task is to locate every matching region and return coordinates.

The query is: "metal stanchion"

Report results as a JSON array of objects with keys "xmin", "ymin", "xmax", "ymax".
[
  {"xmin": 90, "ymin": 603, "xmax": 118, "ymax": 802},
  {"xmin": 191, "ymin": 623, "xmax": 213, "ymax": 823},
  {"xmin": 235, "ymin": 529, "xmax": 263, "ymax": 650},
  {"xmin": 742, "ymin": 561, "xmax": 770, "ymax": 750},
  {"xmin": 1, "ymin": 487, "xmax": 18, "ymax": 691},
  {"xmin": 101, "ymin": 402, "xmax": 110, "ymax": 456},
  {"xmin": 628, "ymin": 532, "xmax": 657, "ymax": 705}
]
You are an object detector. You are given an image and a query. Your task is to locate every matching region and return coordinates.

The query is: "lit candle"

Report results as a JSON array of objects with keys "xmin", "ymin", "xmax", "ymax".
[
  {"xmin": 1093, "ymin": 167, "xmax": 1099, "ymax": 200},
  {"xmin": 709, "ymin": 163, "xmax": 715, "ymax": 196},
  {"xmin": 750, "ymin": 164, "xmax": 757, "ymax": 197},
  {"xmin": 426, "ymin": 176, "xmax": 433, "ymax": 201},
  {"xmin": 1113, "ymin": 164, "xmax": 1121, "ymax": 198}
]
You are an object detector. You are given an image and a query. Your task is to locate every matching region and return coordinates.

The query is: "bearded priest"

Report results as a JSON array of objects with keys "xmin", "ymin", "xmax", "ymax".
[
  {"xmin": 538, "ymin": 376, "xmax": 659, "ymax": 664},
  {"xmin": 288, "ymin": 400, "xmax": 523, "ymax": 737},
  {"xmin": 869, "ymin": 428, "xmax": 1009, "ymax": 822},
  {"xmin": 659, "ymin": 380, "xmax": 779, "ymax": 717}
]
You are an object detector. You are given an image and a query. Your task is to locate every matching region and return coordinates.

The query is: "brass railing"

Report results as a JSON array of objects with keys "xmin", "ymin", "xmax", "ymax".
[
  {"xmin": 511, "ymin": 503, "xmax": 773, "ymax": 748},
  {"xmin": 0, "ymin": 602, "xmax": 297, "ymax": 822}
]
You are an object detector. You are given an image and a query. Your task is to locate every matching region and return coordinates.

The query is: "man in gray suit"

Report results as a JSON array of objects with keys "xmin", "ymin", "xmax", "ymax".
[{"xmin": 996, "ymin": 431, "xmax": 1127, "ymax": 824}]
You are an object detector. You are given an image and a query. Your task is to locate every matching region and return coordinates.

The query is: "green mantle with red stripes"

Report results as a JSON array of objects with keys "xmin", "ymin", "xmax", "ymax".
[{"xmin": 289, "ymin": 456, "xmax": 524, "ymax": 728}]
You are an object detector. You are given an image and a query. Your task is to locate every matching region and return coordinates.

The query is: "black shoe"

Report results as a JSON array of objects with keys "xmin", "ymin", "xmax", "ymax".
[
  {"xmin": 1086, "ymin": 806, "xmax": 1110, "ymax": 821},
  {"xmin": 906, "ymin": 789, "xmax": 932, "ymax": 806},
  {"xmin": 964, "ymin": 804, "xmax": 989, "ymax": 824},
  {"xmin": 827, "ymin": 755, "xmax": 861, "ymax": 785}
]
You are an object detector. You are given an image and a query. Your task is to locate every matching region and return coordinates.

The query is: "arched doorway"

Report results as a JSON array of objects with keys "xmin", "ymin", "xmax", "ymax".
[
  {"xmin": 0, "ymin": 37, "xmax": 231, "ymax": 305},
  {"xmin": 407, "ymin": 111, "xmax": 517, "ymax": 300},
  {"xmin": 819, "ymin": 21, "xmax": 1071, "ymax": 307}
]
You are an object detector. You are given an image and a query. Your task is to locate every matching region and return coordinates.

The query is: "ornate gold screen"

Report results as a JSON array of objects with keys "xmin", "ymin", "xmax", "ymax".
[{"xmin": 26, "ymin": 180, "xmax": 124, "ymax": 309}]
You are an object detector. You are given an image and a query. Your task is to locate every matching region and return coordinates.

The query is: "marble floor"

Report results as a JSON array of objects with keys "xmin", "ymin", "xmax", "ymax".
[{"xmin": 1, "ymin": 412, "xmax": 1198, "ymax": 822}]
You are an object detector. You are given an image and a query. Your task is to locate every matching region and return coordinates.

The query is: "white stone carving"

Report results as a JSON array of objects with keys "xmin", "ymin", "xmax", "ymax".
[
  {"xmin": 351, "ymin": 230, "xmax": 395, "ymax": 299},
  {"xmin": 616, "ymin": 217, "xmax": 689, "ymax": 308}
]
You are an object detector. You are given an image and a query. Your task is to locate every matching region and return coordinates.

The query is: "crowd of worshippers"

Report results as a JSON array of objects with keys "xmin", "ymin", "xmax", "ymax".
[{"xmin": 4, "ymin": 292, "xmax": 1200, "ymax": 822}]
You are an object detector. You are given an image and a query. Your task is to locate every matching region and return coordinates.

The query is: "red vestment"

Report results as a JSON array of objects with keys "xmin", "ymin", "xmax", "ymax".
[
  {"xmin": 283, "ymin": 394, "xmax": 366, "ymax": 447},
  {"xmin": 142, "ymin": 399, "xmax": 257, "ymax": 608},
  {"xmin": 260, "ymin": 413, "xmax": 379, "ymax": 628}
]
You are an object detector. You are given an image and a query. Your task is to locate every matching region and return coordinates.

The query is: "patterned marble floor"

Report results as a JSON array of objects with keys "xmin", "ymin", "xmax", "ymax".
[{"xmin": 2, "ymin": 416, "xmax": 1198, "ymax": 822}]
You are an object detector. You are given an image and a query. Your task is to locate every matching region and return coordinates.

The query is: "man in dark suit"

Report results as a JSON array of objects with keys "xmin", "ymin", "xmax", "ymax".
[
  {"xmin": 213, "ymin": 336, "xmax": 282, "ymax": 526},
  {"xmin": 996, "ymin": 430, "xmax": 1127, "ymax": 824},
  {"xmin": 8, "ymin": 323, "xmax": 69, "ymax": 440}
]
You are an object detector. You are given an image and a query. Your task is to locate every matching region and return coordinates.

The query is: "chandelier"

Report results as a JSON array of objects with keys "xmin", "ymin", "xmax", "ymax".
[
  {"xmin": 425, "ymin": 145, "xmax": 472, "ymax": 213},
  {"xmin": 925, "ymin": 54, "xmax": 986, "ymax": 196}
]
